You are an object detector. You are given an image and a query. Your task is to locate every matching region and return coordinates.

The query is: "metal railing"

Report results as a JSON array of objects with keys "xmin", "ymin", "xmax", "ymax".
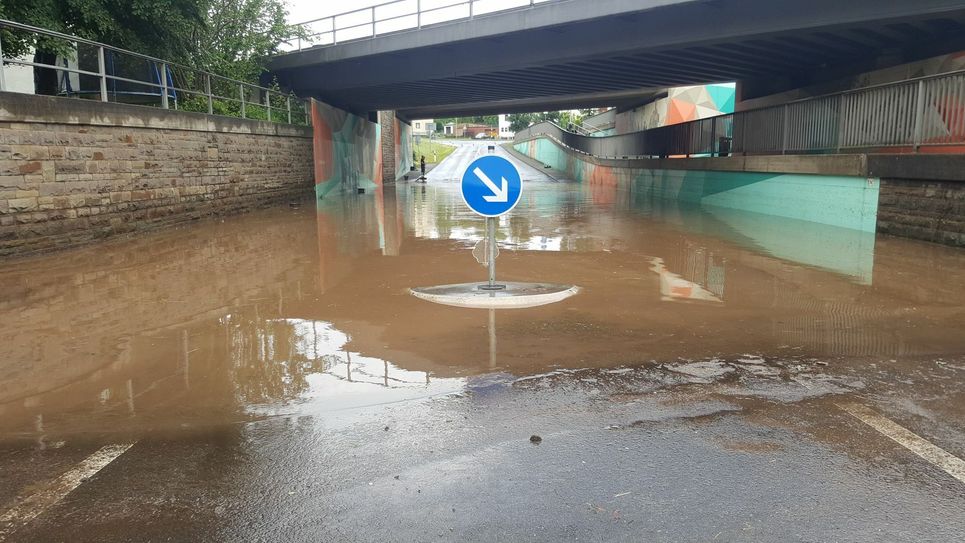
[
  {"xmin": 580, "ymin": 122, "xmax": 615, "ymax": 137},
  {"xmin": 0, "ymin": 19, "xmax": 311, "ymax": 125},
  {"xmin": 515, "ymin": 69, "xmax": 965, "ymax": 158},
  {"xmin": 286, "ymin": 0, "xmax": 555, "ymax": 51},
  {"xmin": 580, "ymin": 108, "xmax": 616, "ymax": 136},
  {"xmin": 570, "ymin": 123, "xmax": 594, "ymax": 136}
]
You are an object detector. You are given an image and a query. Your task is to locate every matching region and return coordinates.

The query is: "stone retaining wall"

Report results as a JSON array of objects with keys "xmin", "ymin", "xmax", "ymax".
[
  {"xmin": 877, "ymin": 179, "xmax": 965, "ymax": 246},
  {"xmin": 0, "ymin": 92, "xmax": 314, "ymax": 257}
]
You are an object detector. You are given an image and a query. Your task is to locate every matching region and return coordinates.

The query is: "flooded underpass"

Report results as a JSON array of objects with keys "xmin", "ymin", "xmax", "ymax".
[{"xmin": 1, "ymin": 141, "xmax": 964, "ymax": 541}]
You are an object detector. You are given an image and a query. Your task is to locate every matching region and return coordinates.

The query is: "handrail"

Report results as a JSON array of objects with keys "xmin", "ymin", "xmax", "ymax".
[
  {"xmin": 580, "ymin": 109, "xmax": 616, "ymax": 134},
  {"xmin": 0, "ymin": 18, "xmax": 311, "ymax": 126},
  {"xmin": 284, "ymin": 0, "xmax": 559, "ymax": 52},
  {"xmin": 578, "ymin": 122, "xmax": 614, "ymax": 136},
  {"xmin": 516, "ymin": 68, "xmax": 965, "ymax": 158},
  {"xmin": 570, "ymin": 123, "xmax": 593, "ymax": 136}
]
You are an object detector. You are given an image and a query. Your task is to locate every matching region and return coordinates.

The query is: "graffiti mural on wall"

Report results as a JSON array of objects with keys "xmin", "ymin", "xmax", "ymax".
[
  {"xmin": 395, "ymin": 118, "xmax": 414, "ymax": 180},
  {"xmin": 616, "ymin": 83, "xmax": 737, "ymax": 134},
  {"xmin": 513, "ymin": 137, "xmax": 878, "ymax": 233},
  {"xmin": 311, "ymin": 98, "xmax": 382, "ymax": 199}
]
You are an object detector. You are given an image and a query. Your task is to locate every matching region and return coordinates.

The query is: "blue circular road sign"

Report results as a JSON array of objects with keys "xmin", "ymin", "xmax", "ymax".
[{"xmin": 461, "ymin": 156, "xmax": 522, "ymax": 217}]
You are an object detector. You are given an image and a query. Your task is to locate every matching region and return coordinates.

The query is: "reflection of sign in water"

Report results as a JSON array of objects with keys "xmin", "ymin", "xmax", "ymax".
[
  {"xmin": 472, "ymin": 238, "xmax": 499, "ymax": 265},
  {"xmin": 651, "ymin": 257, "xmax": 723, "ymax": 303},
  {"xmin": 461, "ymin": 156, "xmax": 522, "ymax": 217},
  {"xmin": 660, "ymin": 243, "xmax": 727, "ymax": 300}
]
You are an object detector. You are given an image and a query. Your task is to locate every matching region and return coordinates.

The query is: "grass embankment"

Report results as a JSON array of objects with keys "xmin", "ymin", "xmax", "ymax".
[{"xmin": 413, "ymin": 139, "xmax": 455, "ymax": 165}]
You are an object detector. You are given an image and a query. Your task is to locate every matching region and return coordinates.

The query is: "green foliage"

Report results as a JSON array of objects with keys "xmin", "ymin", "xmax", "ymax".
[
  {"xmin": 435, "ymin": 115, "xmax": 498, "ymax": 127},
  {"xmin": 558, "ymin": 110, "xmax": 581, "ymax": 129},
  {"xmin": 508, "ymin": 112, "xmax": 555, "ymax": 132},
  {"xmin": 202, "ymin": 0, "xmax": 306, "ymax": 83},
  {"xmin": 507, "ymin": 110, "xmax": 591, "ymax": 132},
  {"xmin": 0, "ymin": 0, "xmax": 305, "ymax": 83},
  {"xmin": 0, "ymin": 0, "xmax": 206, "ymax": 60},
  {"xmin": 0, "ymin": 0, "xmax": 309, "ymax": 124},
  {"xmin": 413, "ymin": 139, "xmax": 454, "ymax": 165}
]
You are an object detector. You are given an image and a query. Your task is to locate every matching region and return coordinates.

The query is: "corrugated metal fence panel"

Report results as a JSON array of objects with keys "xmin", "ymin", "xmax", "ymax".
[
  {"xmin": 734, "ymin": 106, "xmax": 784, "ymax": 154},
  {"xmin": 840, "ymin": 81, "xmax": 918, "ymax": 149},
  {"xmin": 515, "ymin": 71, "xmax": 965, "ymax": 158},
  {"xmin": 920, "ymin": 72, "xmax": 965, "ymax": 146},
  {"xmin": 786, "ymin": 95, "xmax": 839, "ymax": 152}
]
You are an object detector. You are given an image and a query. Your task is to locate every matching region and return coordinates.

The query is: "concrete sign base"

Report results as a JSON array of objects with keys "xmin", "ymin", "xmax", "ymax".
[{"xmin": 410, "ymin": 282, "xmax": 579, "ymax": 309}]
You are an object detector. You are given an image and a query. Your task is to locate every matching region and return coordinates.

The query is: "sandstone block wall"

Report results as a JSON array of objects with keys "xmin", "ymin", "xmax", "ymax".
[
  {"xmin": 877, "ymin": 178, "xmax": 965, "ymax": 247},
  {"xmin": 0, "ymin": 92, "xmax": 314, "ymax": 257}
]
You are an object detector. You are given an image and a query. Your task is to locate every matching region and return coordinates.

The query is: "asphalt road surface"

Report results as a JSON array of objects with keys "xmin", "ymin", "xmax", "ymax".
[{"xmin": 1, "ymin": 141, "xmax": 964, "ymax": 542}]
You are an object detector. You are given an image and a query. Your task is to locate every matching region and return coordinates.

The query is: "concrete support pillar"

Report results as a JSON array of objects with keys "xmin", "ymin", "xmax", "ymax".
[{"xmin": 379, "ymin": 110, "xmax": 397, "ymax": 184}]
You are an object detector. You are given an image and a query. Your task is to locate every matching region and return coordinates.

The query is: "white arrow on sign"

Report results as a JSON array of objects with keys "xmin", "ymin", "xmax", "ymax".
[{"xmin": 473, "ymin": 167, "xmax": 508, "ymax": 203}]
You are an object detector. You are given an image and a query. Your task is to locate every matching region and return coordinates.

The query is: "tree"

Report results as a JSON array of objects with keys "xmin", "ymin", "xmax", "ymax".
[
  {"xmin": 508, "ymin": 113, "xmax": 535, "ymax": 132},
  {"xmin": 0, "ymin": 0, "xmax": 303, "ymax": 94},
  {"xmin": 201, "ymin": 0, "xmax": 302, "ymax": 84},
  {"xmin": 435, "ymin": 115, "xmax": 498, "ymax": 127},
  {"xmin": 0, "ymin": 0, "xmax": 206, "ymax": 61},
  {"xmin": 507, "ymin": 111, "xmax": 573, "ymax": 132},
  {"xmin": 473, "ymin": 115, "xmax": 498, "ymax": 126},
  {"xmin": 0, "ymin": 0, "xmax": 207, "ymax": 94},
  {"xmin": 558, "ymin": 110, "xmax": 590, "ymax": 130}
]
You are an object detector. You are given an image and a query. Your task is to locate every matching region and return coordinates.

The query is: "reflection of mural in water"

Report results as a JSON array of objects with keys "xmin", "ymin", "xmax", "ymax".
[
  {"xmin": 627, "ymin": 193, "xmax": 876, "ymax": 284},
  {"xmin": 515, "ymin": 138, "xmax": 877, "ymax": 283},
  {"xmin": 316, "ymin": 184, "xmax": 403, "ymax": 292},
  {"xmin": 312, "ymin": 98, "xmax": 382, "ymax": 198}
]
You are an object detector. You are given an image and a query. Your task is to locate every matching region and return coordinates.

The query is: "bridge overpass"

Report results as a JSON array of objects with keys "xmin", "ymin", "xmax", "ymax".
[{"xmin": 269, "ymin": 0, "xmax": 965, "ymax": 119}]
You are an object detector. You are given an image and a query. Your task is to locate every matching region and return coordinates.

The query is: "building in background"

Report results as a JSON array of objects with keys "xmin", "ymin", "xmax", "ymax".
[
  {"xmin": 498, "ymin": 114, "xmax": 515, "ymax": 139},
  {"xmin": 412, "ymin": 119, "xmax": 435, "ymax": 136},
  {"xmin": 441, "ymin": 123, "xmax": 493, "ymax": 138}
]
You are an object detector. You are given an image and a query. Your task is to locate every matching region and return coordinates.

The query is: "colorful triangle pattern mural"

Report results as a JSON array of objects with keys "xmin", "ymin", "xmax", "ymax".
[
  {"xmin": 617, "ymin": 83, "xmax": 737, "ymax": 133},
  {"xmin": 665, "ymin": 83, "xmax": 736, "ymax": 126}
]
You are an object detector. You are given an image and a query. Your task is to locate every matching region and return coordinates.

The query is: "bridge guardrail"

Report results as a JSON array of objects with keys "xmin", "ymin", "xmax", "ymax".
[
  {"xmin": 285, "ymin": 0, "xmax": 556, "ymax": 52},
  {"xmin": 516, "ymin": 69, "xmax": 965, "ymax": 158},
  {"xmin": 0, "ymin": 19, "xmax": 311, "ymax": 126}
]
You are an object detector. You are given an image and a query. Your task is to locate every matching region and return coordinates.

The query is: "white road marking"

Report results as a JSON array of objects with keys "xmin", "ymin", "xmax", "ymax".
[
  {"xmin": 838, "ymin": 402, "xmax": 965, "ymax": 484},
  {"xmin": 0, "ymin": 443, "xmax": 134, "ymax": 541}
]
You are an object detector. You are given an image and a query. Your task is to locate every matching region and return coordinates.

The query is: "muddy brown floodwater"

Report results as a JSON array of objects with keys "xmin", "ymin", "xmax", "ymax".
[{"xmin": 1, "ymin": 142, "xmax": 964, "ymax": 542}]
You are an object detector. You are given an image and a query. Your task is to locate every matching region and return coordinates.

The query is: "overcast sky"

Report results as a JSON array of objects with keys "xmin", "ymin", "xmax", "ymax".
[
  {"xmin": 285, "ymin": 0, "xmax": 542, "ymax": 24},
  {"xmin": 287, "ymin": 0, "xmax": 394, "ymax": 24}
]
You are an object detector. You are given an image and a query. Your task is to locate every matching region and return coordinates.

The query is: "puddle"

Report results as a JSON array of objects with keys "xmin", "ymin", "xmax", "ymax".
[{"xmin": 1, "ymin": 144, "xmax": 965, "ymax": 439}]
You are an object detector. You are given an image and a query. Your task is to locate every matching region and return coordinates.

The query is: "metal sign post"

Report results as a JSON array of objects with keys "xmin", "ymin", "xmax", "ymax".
[
  {"xmin": 485, "ymin": 216, "xmax": 499, "ymax": 290},
  {"xmin": 460, "ymin": 155, "xmax": 522, "ymax": 291},
  {"xmin": 410, "ymin": 150, "xmax": 578, "ymax": 309},
  {"xmin": 488, "ymin": 308, "xmax": 497, "ymax": 369}
]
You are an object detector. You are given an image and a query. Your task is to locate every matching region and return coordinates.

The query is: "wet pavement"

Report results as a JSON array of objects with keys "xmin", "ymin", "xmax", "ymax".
[{"xmin": 1, "ymin": 140, "xmax": 964, "ymax": 541}]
